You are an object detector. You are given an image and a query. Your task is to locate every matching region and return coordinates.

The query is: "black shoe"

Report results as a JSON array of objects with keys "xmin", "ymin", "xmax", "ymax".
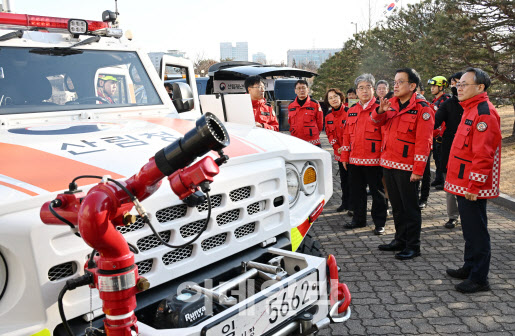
[
  {"xmin": 445, "ymin": 219, "xmax": 459, "ymax": 229},
  {"xmin": 435, "ymin": 184, "xmax": 444, "ymax": 190},
  {"xmin": 378, "ymin": 240, "xmax": 404, "ymax": 251},
  {"xmin": 446, "ymin": 267, "xmax": 470, "ymax": 280},
  {"xmin": 336, "ymin": 204, "xmax": 347, "ymax": 212},
  {"xmin": 418, "ymin": 200, "xmax": 427, "ymax": 209},
  {"xmin": 455, "ymin": 279, "xmax": 491, "ymax": 293},
  {"xmin": 395, "ymin": 248, "xmax": 421, "ymax": 260},
  {"xmin": 431, "ymin": 180, "xmax": 443, "ymax": 187},
  {"xmin": 344, "ymin": 221, "xmax": 366, "ymax": 229},
  {"xmin": 374, "ymin": 227, "xmax": 385, "ymax": 235},
  {"xmin": 347, "ymin": 210, "xmax": 354, "ymax": 217}
]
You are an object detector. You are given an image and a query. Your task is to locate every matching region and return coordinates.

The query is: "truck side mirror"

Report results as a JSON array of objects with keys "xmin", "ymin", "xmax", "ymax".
[{"xmin": 171, "ymin": 82, "xmax": 194, "ymax": 113}]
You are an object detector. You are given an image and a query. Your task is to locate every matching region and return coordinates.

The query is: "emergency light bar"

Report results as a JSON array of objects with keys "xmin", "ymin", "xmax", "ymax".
[{"xmin": 0, "ymin": 13, "xmax": 108, "ymax": 34}]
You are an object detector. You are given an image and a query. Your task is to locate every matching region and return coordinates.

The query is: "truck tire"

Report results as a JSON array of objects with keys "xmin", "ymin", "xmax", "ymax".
[{"xmin": 296, "ymin": 231, "xmax": 323, "ymax": 257}]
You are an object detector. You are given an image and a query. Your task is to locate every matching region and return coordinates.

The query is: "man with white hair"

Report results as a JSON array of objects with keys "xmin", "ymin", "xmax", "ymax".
[{"xmin": 341, "ymin": 74, "xmax": 387, "ymax": 235}]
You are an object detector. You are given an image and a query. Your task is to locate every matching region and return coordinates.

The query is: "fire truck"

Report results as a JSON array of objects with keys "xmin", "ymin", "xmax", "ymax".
[{"xmin": 0, "ymin": 6, "xmax": 351, "ymax": 336}]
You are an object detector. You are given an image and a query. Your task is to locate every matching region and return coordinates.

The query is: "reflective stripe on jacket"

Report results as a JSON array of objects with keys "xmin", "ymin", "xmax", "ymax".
[{"xmin": 444, "ymin": 92, "xmax": 501, "ymax": 199}]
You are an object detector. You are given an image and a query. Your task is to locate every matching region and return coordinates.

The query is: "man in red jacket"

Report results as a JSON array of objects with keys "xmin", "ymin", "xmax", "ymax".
[
  {"xmin": 444, "ymin": 68, "xmax": 501, "ymax": 293},
  {"xmin": 371, "ymin": 68, "xmax": 434, "ymax": 260},
  {"xmin": 341, "ymin": 74, "xmax": 387, "ymax": 235},
  {"xmin": 244, "ymin": 76, "xmax": 279, "ymax": 131},
  {"xmin": 288, "ymin": 80, "xmax": 324, "ymax": 147}
]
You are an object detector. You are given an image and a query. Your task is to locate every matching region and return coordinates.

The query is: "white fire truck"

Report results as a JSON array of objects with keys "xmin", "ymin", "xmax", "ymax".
[{"xmin": 0, "ymin": 6, "xmax": 351, "ymax": 336}]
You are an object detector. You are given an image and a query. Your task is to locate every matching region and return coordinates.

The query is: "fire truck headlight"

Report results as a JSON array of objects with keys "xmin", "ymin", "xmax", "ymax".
[
  {"xmin": 286, "ymin": 164, "xmax": 301, "ymax": 207},
  {"xmin": 301, "ymin": 162, "xmax": 317, "ymax": 195},
  {"xmin": 68, "ymin": 19, "xmax": 88, "ymax": 34}
]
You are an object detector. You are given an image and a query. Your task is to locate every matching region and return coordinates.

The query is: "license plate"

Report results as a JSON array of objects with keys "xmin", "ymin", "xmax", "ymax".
[{"xmin": 203, "ymin": 270, "xmax": 319, "ymax": 336}]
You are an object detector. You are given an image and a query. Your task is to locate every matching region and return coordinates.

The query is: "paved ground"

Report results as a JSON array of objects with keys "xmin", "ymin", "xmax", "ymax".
[{"xmin": 314, "ymin": 135, "xmax": 515, "ymax": 336}]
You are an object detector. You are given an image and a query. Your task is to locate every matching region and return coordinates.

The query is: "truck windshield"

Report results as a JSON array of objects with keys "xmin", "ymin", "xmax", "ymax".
[{"xmin": 0, "ymin": 47, "xmax": 162, "ymax": 115}]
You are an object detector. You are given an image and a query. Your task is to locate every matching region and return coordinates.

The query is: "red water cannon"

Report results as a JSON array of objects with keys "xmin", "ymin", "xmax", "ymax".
[{"xmin": 40, "ymin": 113, "xmax": 229, "ymax": 336}]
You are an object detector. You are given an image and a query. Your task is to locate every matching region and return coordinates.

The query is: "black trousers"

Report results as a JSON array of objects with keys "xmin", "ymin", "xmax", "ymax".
[
  {"xmin": 457, "ymin": 196, "xmax": 490, "ymax": 284},
  {"xmin": 337, "ymin": 161, "xmax": 350, "ymax": 209},
  {"xmin": 433, "ymin": 140, "xmax": 444, "ymax": 183},
  {"xmin": 418, "ymin": 151, "xmax": 431, "ymax": 202},
  {"xmin": 348, "ymin": 165, "xmax": 387, "ymax": 227},
  {"xmin": 383, "ymin": 168, "xmax": 421, "ymax": 250}
]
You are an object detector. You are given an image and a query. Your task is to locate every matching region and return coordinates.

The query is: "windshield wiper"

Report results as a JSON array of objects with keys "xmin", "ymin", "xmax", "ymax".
[
  {"xmin": 70, "ymin": 35, "xmax": 101, "ymax": 48},
  {"xmin": 29, "ymin": 48, "xmax": 83, "ymax": 56},
  {"xmin": 27, "ymin": 35, "xmax": 100, "ymax": 56},
  {"xmin": 0, "ymin": 30, "xmax": 23, "ymax": 42}
]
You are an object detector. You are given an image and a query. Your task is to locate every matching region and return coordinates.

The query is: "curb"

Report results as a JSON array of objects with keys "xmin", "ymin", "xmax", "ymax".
[{"xmin": 491, "ymin": 192, "xmax": 515, "ymax": 211}]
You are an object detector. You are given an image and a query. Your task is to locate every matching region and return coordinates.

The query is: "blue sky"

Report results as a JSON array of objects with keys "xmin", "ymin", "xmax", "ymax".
[{"xmin": 10, "ymin": 0, "xmax": 421, "ymax": 64}]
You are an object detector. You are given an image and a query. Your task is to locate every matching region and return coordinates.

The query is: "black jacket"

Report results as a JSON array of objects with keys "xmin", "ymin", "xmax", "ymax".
[{"xmin": 434, "ymin": 94, "xmax": 464, "ymax": 172}]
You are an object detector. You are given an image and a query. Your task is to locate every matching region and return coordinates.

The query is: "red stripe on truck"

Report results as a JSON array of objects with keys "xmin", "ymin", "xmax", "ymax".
[{"xmin": 0, "ymin": 143, "xmax": 124, "ymax": 192}]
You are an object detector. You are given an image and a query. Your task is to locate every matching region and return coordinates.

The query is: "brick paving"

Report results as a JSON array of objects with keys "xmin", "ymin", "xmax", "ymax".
[{"xmin": 314, "ymin": 135, "xmax": 515, "ymax": 336}]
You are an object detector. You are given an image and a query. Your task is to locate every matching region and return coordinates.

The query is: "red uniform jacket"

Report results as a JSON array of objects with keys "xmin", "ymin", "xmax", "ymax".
[
  {"xmin": 252, "ymin": 99, "xmax": 279, "ymax": 131},
  {"xmin": 444, "ymin": 93, "xmax": 501, "ymax": 199},
  {"xmin": 370, "ymin": 92, "xmax": 435, "ymax": 176},
  {"xmin": 341, "ymin": 99, "xmax": 382, "ymax": 166},
  {"xmin": 288, "ymin": 96, "xmax": 324, "ymax": 145},
  {"xmin": 325, "ymin": 105, "xmax": 347, "ymax": 161},
  {"xmin": 432, "ymin": 93, "xmax": 450, "ymax": 138}
]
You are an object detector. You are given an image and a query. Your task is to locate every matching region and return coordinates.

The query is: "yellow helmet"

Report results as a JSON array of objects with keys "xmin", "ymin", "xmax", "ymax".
[
  {"xmin": 99, "ymin": 75, "xmax": 118, "ymax": 82},
  {"xmin": 427, "ymin": 76, "xmax": 448, "ymax": 88}
]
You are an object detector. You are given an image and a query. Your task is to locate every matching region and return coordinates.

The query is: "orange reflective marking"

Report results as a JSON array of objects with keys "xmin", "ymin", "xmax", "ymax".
[
  {"xmin": 297, "ymin": 218, "xmax": 311, "ymax": 237},
  {"xmin": 0, "ymin": 181, "xmax": 39, "ymax": 196},
  {"xmin": 0, "ymin": 143, "xmax": 124, "ymax": 192}
]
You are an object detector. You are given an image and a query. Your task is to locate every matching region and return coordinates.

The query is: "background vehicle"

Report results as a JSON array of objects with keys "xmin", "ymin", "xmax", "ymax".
[
  {"xmin": 0, "ymin": 8, "xmax": 350, "ymax": 336},
  {"xmin": 205, "ymin": 62, "xmax": 317, "ymax": 131}
]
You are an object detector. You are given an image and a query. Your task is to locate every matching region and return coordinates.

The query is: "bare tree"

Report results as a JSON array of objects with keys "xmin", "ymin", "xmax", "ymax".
[{"xmin": 193, "ymin": 52, "xmax": 217, "ymax": 76}]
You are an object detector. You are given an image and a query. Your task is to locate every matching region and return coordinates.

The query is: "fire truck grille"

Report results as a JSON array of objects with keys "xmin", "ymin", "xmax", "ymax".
[
  {"xmin": 235, "ymin": 222, "xmax": 256, "ymax": 238},
  {"xmin": 156, "ymin": 204, "xmax": 187, "ymax": 223},
  {"xmin": 136, "ymin": 259, "xmax": 153, "ymax": 275},
  {"xmin": 137, "ymin": 231, "xmax": 171, "ymax": 252},
  {"xmin": 229, "ymin": 186, "xmax": 251, "ymax": 202},
  {"xmin": 162, "ymin": 246, "xmax": 194, "ymax": 265},
  {"xmin": 117, "ymin": 217, "xmax": 145, "ymax": 234},
  {"xmin": 179, "ymin": 220, "xmax": 206, "ymax": 238},
  {"xmin": 247, "ymin": 201, "xmax": 265, "ymax": 215},
  {"xmin": 216, "ymin": 209, "xmax": 240, "ymax": 226},
  {"xmin": 201, "ymin": 233, "xmax": 228, "ymax": 251},
  {"xmin": 197, "ymin": 194, "xmax": 222, "ymax": 212},
  {"xmin": 48, "ymin": 262, "xmax": 77, "ymax": 281}
]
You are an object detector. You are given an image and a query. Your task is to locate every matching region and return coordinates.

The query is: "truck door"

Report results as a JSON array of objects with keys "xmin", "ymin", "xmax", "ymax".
[{"xmin": 160, "ymin": 55, "xmax": 201, "ymax": 120}]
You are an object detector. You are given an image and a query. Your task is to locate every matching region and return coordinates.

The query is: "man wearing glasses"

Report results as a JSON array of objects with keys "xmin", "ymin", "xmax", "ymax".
[
  {"xmin": 371, "ymin": 68, "xmax": 434, "ymax": 260},
  {"xmin": 444, "ymin": 68, "xmax": 501, "ymax": 294},
  {"xmin": 244, "ymin": 76, "xmax": 279, "ymax": 131},
  {"xmin": 288, "ymin": 80, "xmax": 324, "ymax": 147},
  {"xmin": 341, "ymin": 74, "xmax": 387, "ymax": 235}
]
